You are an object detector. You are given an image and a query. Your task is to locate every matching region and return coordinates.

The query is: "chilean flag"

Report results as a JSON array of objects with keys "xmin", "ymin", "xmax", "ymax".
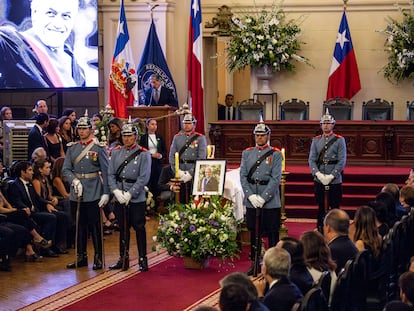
[
  {"xmin": 187, "ymin": 0, "xmax": 204, "ymax": 133},
  {"xmin": 109, "ymin": 0, "xmax": 138, "ymax": 118},
  {"xmin": 326, "ymin": 11, "xmax": 361, "ymax": 100}
]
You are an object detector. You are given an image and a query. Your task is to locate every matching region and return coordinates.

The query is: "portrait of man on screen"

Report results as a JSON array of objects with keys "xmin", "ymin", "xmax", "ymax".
[{"xmin": 0, "ymin": 0, "xmax": 98, "ymax": 89}]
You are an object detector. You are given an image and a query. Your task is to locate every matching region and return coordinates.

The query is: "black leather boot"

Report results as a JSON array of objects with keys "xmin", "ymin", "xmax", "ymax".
[
  {"xmin": 91, "ymin": 223, "xmax": 103, "ymax": 270},
  {"xmin": 67, "ymin": 253, "xmax": 88, "ymax": 269},
  {"xmin": 93, "ymin": 254, "xmax": 103, "ymax": 270},
  {"xmin": 139, "ymin": 256, "xmax": 148, "ymax": 272},
  {"xmin": 109, "ymin": 256, "xmax": 128, "ymax": 270}
]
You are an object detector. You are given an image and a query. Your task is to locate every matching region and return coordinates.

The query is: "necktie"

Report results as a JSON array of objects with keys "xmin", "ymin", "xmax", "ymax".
[
  {"xmin": 25, "ymin": 182, "xmax": 35, "ymax": 211},
  {"xmin": 227, "ymin": 107, "xmax": 231, "ymax": 120},
  {"xmin": 153, "ymin": 89, "xmax": 159, "ymax": 104}
]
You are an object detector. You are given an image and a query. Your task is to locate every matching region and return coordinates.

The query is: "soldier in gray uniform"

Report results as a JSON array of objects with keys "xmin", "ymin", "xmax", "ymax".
[
  {"xmin": 108, "ymin": 121, "xmax": 151, "ymax": 271},
  {"xmin": 63, "ymin": 113, "xmax": 110, "ymax": 270},
  {"xmin": 240, "ymin": 121, "xmax": 282, "ymax": 275},
  {"xmin": 168, "ymin": 114, "xmax": 207, "ymax": 203},
  {"xmin": 308, "ymin": 109, "xmax": 347, "ymax": 233}
]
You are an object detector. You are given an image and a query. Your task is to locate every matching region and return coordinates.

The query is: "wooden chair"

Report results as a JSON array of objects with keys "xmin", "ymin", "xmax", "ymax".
[
  {"xmin": 323, "ymin": 97, "xmax": 354, "ymax": 120},
  {"xmin": 237, "ymin": 99, "xmax": 264, "ymax": 120},
  {"xmin": 407, "ymin": 101, "xmax": 414, "ymax": 120},
  {"xmin": 279, "ymin": 98, "xmax": 309, "ymax": 120},
  {"xmin": 362, "ymin": 98, "xmax": 394, "ymax": 120}
]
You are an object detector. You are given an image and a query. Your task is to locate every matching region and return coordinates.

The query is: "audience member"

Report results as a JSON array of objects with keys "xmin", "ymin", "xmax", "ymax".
[
  {"xmin": 276, "ymin": 237, "xmax": 314, "ymax": 295},
  {"xmin": 255, "ymin": 247, "xmax": 303, "ymax": 311},
  {"xmin": 144, "ymin": 73, "xmax": 178, "ymax": 107},
  {"xmin": 0, "ymin": 106, "xmax": 13, "ymax": 121},
  {"xmin": 220, "ymin": 272, "xmax": 270, "ymax": 311},
  {"xmin": 31, "ymin": 147, "xmax": 48, "ymax": 164},
  {"xmin": 32, "ymin": 159, "xmax": 69, "ymax": 254},
  {"xmin": 91, "ymin": 113, "xmax": 103, "ymax": 131},
  {"xmin": 301, "ymin": 230, "xmax": 337, "ymax": 303},
  {"xmin": 219, "ymin": 283, "xmax": 250, "ymax": 311},
  {"xmin": 375, "ymin": 190, "xmax": 398, "ymax": 228},
  {"xmin": 107, "ymin": 117, "xmax": 123, "ymax": 150},
  {"xmin": 383, "ymin": 271, "xmax": 414, "ymax": 311},
  {"xmin": 323, "ymin": 209, "xmax": 358, "ymax": 274},
  {"xmin": 410, "ymin": 256, "xmax": 414, "ymax": 273},
  {"xmin": 352, "ymin": 205, "xmax": 382, "ymax": 258},
  {"xmin": 169, "ymin": 114, "xmax": 206, "ymax": 203},
  {"xmin": 61, "ymin": 109, "xmax": 78, "ymax": 140},
  {"xmin": 59, "ymin": 116, "xmax": 74, "ymax": 151},
  {"xmin": 7, "ymin": 161, "xmax": 59, "ymax": 258},
  {"xmin": 382, "ymin": 183, "xmax": 405, "ymax": 219},
  {"xmin": 30, "ymin": 100, "xmax": 56, "ymax": 119},
  {"xmin": 28, "ymin": 113, "xmax": 49, "ymax": 160},
  {"xmin": 157, "ymin": 165, "xmax": 180, "ymax": 208},
  {"xmin": 44, "ymin": 118, "xmax": 65, "ymax": 164},
  {"xmin": 139, "ymin": 118, "xmax": 167, "ymax": 205},
  {"xmin": 367, "ymin": 199, "xmax": 390, "ymax": 237},
  {"xmin": 405, "ymin": 168, "xmax": 414, "ymax": 188},
  {"xmin": 218, "ymin": 94, "xmax": 236, "ymax": 120},
  {"xmin": 400, "ymin": 185, "xmax": 414, "ymax": 215}
]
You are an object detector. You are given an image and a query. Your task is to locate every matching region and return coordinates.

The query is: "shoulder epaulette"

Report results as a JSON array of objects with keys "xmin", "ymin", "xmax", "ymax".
[
  {"xmin": 245, "ymin": 147, "xmax": 254, "ymax": 151},
  {"xmin": 140, "ymin": 146, "xmax": 148, "ymax": 152},
  {"xmin": 335, "ymin": 134, "xmax": 343, "ymax": 138},
  {"xmin": 175, "ymin": 132, "xmax": 183, "ymax": 137},
  {"xmin": 113, "ymin": 145, "xmax": 122, "ymax": 151},
  {"xmin": 272, "ymin": 147, "xmax": 280, "ymax": 152},
  {"xmin": 67, "ymin": 142, "xmax": 78, "ymax": 147},
  {"xmin": 194, "ymin": 132, "xmax": 204, "ymax": 137},
  {"xmin": 315, "ymin": 135, "xmax": 322, "ymax": 138}
]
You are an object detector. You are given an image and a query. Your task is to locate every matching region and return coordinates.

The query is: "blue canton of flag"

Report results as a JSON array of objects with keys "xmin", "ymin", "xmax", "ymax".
[{"xmin": 137, "ymin": 21, "xmax": 177, "ymax": 106}]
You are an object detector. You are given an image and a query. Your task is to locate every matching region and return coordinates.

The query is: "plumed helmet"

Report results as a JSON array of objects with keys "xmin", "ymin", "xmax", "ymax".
[
  {"xmin": 77, "ymin": 109, "xmax": 92, "ymax": 129},
  {"xmin": 182, "ymin": 113, "xmax": 196, "ymax": 124},
  {"xmin": 253, "ymin": 118, "xmax": 270, "ymax": 135},
  {"xmin": 320, "ymin": 108, "xmax": 335, "ymax": 124},
  {"xmin": 121, "ymin": 116, "xmax": 138, "ymax": 136}
]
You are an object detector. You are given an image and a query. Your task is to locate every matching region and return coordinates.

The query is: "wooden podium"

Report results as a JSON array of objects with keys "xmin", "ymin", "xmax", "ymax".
[{"xmin": 127, "ymin": 106, "xmax": 179, "ymax": 157}]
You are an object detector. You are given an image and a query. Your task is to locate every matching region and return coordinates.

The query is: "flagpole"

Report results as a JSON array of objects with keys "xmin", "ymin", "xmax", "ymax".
[
  {"xmin": 148, "ymin": 2, "xmax": 159, "ymax": 20},
  {"xmin": 343, "ymin": 0, "xmax": 348, "ymax": 10}
]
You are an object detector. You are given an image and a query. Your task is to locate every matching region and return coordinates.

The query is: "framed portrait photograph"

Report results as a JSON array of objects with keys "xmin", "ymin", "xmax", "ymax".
[{"xmin": 193, "ymin": 160, "xmax": 227, "ymax": 196}]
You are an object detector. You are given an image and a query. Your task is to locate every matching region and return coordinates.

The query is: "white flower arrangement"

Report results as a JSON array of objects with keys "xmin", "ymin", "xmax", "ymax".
[
  {"xmin": 379, "ymin": 0, "xmax": 414, "ymax": 83},
  {"xmin": 226, "ymin": 0, "xmax": 310, "ymax": 72},
  {"xmin": 153, "ymin": 196, "xmax": 240, "ymax": 263}
]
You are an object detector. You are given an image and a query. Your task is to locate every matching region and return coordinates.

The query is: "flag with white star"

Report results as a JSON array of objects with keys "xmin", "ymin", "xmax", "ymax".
[
  {"xmin": 326, "ymin": 11, "xmax": 361, "ymax": 100},
  {"xmin": 109, "ymin": 0, "xmax": 138, "ymax": 118}
]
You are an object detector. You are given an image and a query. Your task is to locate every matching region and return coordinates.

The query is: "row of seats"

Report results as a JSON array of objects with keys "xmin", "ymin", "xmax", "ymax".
[
  {"xmin": 237, "ymin": 97, "xmax": 413, "ymax": 121},
  {"xmin": 293, "ymin": 209, "xmax": 414, "ymax": 311}
]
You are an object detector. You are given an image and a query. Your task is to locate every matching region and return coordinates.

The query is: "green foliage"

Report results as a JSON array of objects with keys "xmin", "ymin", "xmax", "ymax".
[
  {"xmin": 153, "ymin": 196, "xmax": 240, "ymax": 263},
  {"xmin": 379, "ymin": 1, "xmax": 414, "ymax": 83},
  {"xmin": 226, "ymin": 1, "xmax": 310, "ymax": 72}
]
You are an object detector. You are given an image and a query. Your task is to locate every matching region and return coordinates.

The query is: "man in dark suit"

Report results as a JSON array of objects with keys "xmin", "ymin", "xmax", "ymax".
[
  {"xmin": 28, "ymin": 113, "xmax": 49, "ymax": 160},
  {"xmin": 255, "ymin": 247, "xmax": 303, "ymax": 311},
  {"xmin": 144, "ymin": 73, "xmax": 178, "ymax": 107},
  {"xmin": 7, "ymin": 161, "xmax": 58, "ymax": 257},
  {"xmin": 139, "ymin": 118, "xmax": 167, "ymax": 203},
  {"xmin": 323, "ymin": 208, "xmax": 358, "ymax": 274},
  {"xmin": 200, "ymin": 165, "xmax": 219, "ymax": 192},
  {"xmin": 218, "ymin": 93, "xmax": 236, "ymax": 120},
  {"xmin": 29, "ymin": 99, "xmax": 57, "ymax": 120}
]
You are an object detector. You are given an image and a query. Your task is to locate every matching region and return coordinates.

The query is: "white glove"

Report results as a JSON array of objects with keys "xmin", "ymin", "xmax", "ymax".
[
  {"xmin": 325, "ymin": 174, "xmax": 335, "ymax": 184},
  {"xmin": 248, "ymin": 194, "xmax": 260, "ymax": 208},
  {"xmin": 181, "ymin": 171, "xmax": 193, "ymax": 183},
  {"xmin": 256, "ymin": 195, "xmax": 266, "ymax": 208},
  {"xmin": 315, "ymin": 172, "xmax": 324, "ymax": 183},
  {"xmin": 320, "ymin": 175, "xmax": 330, "ymax": 186},
  {"xmin": 113, "ymin": 189, "xmax": 126, "ymax": 204},
  {"xmin": 72, "ymin": 178, "xmax": 83, "ymax": 197},
  {"xmin": 123, "ymin": 191, "xmax": 132, "ymax": 205},
  {"xmin": 98, "ymin": 194, "xmax": 109, "ymax": 208},
  {"xmin": 178, "ymin": 169, "xmax": 185, "ymax": 179}
]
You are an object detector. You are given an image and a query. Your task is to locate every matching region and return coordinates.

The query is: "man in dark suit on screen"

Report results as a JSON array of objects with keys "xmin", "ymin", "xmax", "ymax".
[{"xmin": 144, "ymin": 73, "xmax": 178, "ymax": 107}]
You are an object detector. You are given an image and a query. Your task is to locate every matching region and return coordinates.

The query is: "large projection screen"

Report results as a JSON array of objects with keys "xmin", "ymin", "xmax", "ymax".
[{"xmin": 0, "ymin": 0, "xmax": 98, "ymax": 89}]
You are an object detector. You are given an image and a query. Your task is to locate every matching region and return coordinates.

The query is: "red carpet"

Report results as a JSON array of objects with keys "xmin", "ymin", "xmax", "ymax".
[{"xmin": 19, "ymin": 221, "xmax": 315, "ymax": 311}]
